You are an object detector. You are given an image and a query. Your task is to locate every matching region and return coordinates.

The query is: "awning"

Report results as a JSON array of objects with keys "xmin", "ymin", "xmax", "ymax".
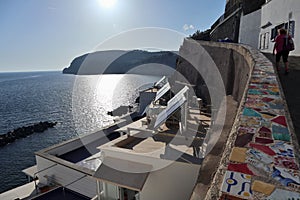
[
  {"xmin": 93, "ymin": 157, "xmax": 152, "ymax": 191},
  {"xmin": 261, "ymin": 21, "xmax": 272, "ymax": 29},
  {"xmin": 22, "ymin": 165, "xmax": 37, "ymax": 178}
]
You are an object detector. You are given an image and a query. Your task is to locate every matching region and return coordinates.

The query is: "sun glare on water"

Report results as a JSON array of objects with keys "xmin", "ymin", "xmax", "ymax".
[{"xmin": 98, "ymin": 0, "xmax": 117, "ymax": 8}]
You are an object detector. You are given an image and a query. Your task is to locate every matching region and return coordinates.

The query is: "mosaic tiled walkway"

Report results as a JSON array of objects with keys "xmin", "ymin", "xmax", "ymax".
[{"xmin": 217, "ymin": 47, "xmax": 300, "ymax": 200}]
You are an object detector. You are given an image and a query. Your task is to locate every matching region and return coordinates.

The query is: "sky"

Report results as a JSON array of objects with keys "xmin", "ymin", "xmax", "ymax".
[{"xmin": 0, "ymin": 0, "xmax": 226, "ymax": 72}]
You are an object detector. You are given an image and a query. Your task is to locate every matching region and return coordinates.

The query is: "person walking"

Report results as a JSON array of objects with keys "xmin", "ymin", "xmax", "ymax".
[{"xmin": 273, "ymin": 28, "xmax": 293, "ymax": 74}]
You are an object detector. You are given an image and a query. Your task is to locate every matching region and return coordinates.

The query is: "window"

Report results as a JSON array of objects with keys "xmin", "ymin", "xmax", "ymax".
[
  {"xmin": 259, "ymin": 32, "xmax": 270, "ymax": 50},
  {"xmin": 270, "ymin": 21, "xmax": 295, "ymax": 40},
  {"xmin": 289, "ymin": 20, "xmax": 295, "ymax": 38},
  {"xmin": 271, "ymin": 23, "xmax": 285, "ymax": 40}
]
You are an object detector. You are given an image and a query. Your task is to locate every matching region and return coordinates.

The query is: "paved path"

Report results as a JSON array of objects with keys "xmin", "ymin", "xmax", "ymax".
[
  {"xmin": 264, "ymin": 53, "xmax": 300, "ymax": 145},
  {"xmin": 206, "ymin": 48, "xmax": 300, "ymax": 200}
]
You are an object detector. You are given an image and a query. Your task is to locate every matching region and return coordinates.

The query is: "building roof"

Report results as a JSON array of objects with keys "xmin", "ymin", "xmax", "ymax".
[
  {"xmin": 22, "ymin": 165, "xmax": 37, "ymax": 178},
  {"xmin": 93, "ymin": 156, "xmax": 152, "ymax": 191}
]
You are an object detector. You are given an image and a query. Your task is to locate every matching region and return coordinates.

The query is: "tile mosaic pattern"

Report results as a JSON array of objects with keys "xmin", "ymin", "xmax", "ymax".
[
  {"xmin": 265, "ymin": 188, "xmax": 300, "ymax": 200},
  {"xmin": 251, "ymin": 180, "xmax": 275, "ymax": 195},
  {"xmin": 221, "ymin": 171, "xmax": 253, "ymax": 199},
  {"xmin": 218, "ymin": 48, "xmax": 300, "ymax": 199}
]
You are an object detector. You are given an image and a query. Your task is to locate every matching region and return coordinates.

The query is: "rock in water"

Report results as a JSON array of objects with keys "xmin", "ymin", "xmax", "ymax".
[{"xmin": 0, "ymin": 121, "xmax": 57, "ymax": 147}]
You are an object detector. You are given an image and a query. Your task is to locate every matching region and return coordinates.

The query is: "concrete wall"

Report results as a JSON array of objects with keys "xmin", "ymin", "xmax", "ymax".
[
  {"xmin": 239, "ymin": 9, "xmax": 262, "ymax": 48},
  {"xmin": 175, "ymin": 39, "xmax": 252, "ymax": 106},
  {"xmin": 260, "ymin": 0, "xmax": 300, "ymax": 56}
]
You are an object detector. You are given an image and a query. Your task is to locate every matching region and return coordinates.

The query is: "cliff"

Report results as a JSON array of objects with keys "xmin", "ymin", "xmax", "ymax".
[{"xmin": 62, "ymin": 50, "xmax": 178, "ymax": 76}]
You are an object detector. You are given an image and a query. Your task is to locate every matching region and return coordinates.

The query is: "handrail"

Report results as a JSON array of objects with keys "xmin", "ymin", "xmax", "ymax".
[
  {"xmin": 33, "ymin": 163, "xmax": 57, "ymax": 194},
  {"xmin": 33, "ymin": 163, "xmax": 57, "ymax": 178},
  {"xmin": 62, "ymin": 175, "xmax": 88, "ymax": 198},
  {"xmin": 64, "ymin": 174, "xmax": 87, "ymax": 188}
]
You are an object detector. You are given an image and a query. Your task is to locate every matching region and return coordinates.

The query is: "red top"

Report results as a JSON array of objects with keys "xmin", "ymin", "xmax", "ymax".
[{"xmin": 275, "ymin": 34, "xmax": 291, "ymax": 53}]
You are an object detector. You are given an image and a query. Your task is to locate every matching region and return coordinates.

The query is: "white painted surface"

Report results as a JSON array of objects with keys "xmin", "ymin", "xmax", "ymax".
[
  {"xmin": 260, "ymin": 0, "xmax": 300, "ymax": 55},
  {"xmin": 239, "ymin": 9, "xmax": 262, "ymax": 48},
  {"xmin": 140, "ymin": 161, "xmax": 200, "ymax": 200},
  {"xmin": 0, "ymin": 181, "xmax": 37, "ymax": 200},
  {"xmin": 36, "ymin": 156, "xmax": 97, "ymax": 198}
]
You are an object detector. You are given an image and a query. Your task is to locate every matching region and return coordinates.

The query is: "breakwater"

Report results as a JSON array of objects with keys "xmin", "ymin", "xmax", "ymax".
[{"xmin": 0, "ymin": 121, "xmax": 57, "ymax": 147}]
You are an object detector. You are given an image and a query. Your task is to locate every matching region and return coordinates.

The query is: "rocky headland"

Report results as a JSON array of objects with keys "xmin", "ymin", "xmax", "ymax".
[
  {"xmin": 62, "ymin": 50, "xmax": 178, "ymax": 75},
  {"xmin": 0, "ymin": 121, "xmax": 57, "ymax": 147}
]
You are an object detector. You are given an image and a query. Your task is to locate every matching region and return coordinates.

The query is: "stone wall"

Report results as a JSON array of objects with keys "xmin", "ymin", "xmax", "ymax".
[
  {"xmin": 211, "ymin": 0, "xmax": 265, "ymax": 42},
  {"xmin": 175, "ymin": 39, "xmax": 252, "ymax": 106},
  {"xmin": 210, "ymin": 10, "xmax": 242, "ymax": 42}
]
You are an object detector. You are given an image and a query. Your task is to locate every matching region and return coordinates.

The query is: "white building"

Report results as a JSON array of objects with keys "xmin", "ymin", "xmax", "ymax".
[
  {"xmin": 1, "ymin": 83, "xmax": 208, "ymax": 200},
  {"xmin": 239, "ymin": 8, "xmax": 262, "ymax": 49},
  {"xmin": 259, "ymin": 0, "xmax": 300, "ymax": 56}
]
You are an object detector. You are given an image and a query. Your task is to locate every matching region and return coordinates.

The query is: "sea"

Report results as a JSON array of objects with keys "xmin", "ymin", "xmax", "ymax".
[{"xmin": 0, "ymin": 71, "xmax": 160, "ymax": 193}]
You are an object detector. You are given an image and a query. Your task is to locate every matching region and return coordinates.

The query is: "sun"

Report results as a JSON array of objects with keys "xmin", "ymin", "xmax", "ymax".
[{"xmin": 99, "ymin": 0, "xmax": 117, "ymax": 8}]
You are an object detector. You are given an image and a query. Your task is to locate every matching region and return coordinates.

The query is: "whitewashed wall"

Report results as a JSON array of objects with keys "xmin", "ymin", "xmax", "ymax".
[
  {"xmin": 260, "ymin": 0, "xmax": 300, "ymax": 56},
  {"xmin": 239, "ymin": 9, "xmax": 262, "ymax": 48}
]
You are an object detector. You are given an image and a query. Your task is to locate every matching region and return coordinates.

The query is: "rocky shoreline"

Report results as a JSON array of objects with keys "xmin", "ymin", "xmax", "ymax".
[{"xmin": 0, "ymin": 121, "xmax": 57, "ymax": 147}]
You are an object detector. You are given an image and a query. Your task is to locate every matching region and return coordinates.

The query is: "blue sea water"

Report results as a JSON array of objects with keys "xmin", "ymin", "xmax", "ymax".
[{"xmin": 0, "ymin": 71, "xmax": 159, "ymax": 193}]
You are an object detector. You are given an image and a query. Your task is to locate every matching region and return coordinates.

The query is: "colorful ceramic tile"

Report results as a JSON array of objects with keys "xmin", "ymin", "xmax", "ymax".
[
  {"xmin": 261, "ymin": 113, "xmax": 276, "ymax": 119},
  {"xmin": 221, "ymin": 171, "xmax": 252, "ymax": 199},
  {"xmin": 246, "ymin": 156, "xmax": 271, "ymax": 173},
  {"xmin": 288, "ymin": 182, "xmax": 300, "ymax": 191},
  {"xmin": 272, "ymin": 124, "xmax": 290, "ymax": 135},
  {"xmin": 245, "ymin": 102, "xmax": 267, "ymax": 109},
  {"xmin": 251, "ymin": 180, "xmax": 275, "ymax": 195},
  {"xmin": 271, "ymin": 116, "xmax": 287, "ymax": 127},
  {"xmin": 259, "ymin": 131, "xmax": 272, "ymax": 139},
  {"xmin": 274, "ymin": 156, "xmax": 299, "ymax": 170},
  {"xmin": 254, "ymin": 137, "xmax": 274, "ymax": 144},
  {"xmin": 246, "ymin": 94, "xmax": 261, "ymax": 99},
  {"xmin": 271, "ymin": 142, "xmax": 295, "ymax": 158},
  {"xmin": 268, "ymin": 90, "xmax": 279, "ymax": 95},
  {"xmin": 246, "ymin": 149, "xmax": 273, "ymax": 165},
  {"xmin": 273, "ymin": 133, "xmax": 291, "ymax": 142},
  {"xmin": 253, "ymin": 108, "xmax": 262, "ymax": 112},
  {"xmin": 265, "ymin": 188, "xmax": 300, "ymax": 200},
  {"xmin": 262, "ymin": 97, "xmax": 274, "ymax": 102},
  {"xmin": 269, "ymin": 87, "xmax": 280, "ymax": 93},
  {"xmin": 250, "ymin": 79, "xmax": 261, "ymax": 84},
  {"xmin": 230, "ymin": 147, "xmax": 247, "ymax": 163},
  {"xmin": 240, "ymin": 117, "xmax": 261, "ymax": 127},
  {"xmin": 237, "ymin": 126, "xmax": 257, "ymax": 135},
  {"xmin": 242, "ymin": 108, "xmax": 261, "ymax": 118},
  {"xmin": 248, "ymin": 89, "xmax": 264, "ymax": 95},
  {"xmin": 259, "ymin": 127, "xmax": 272, "ymax": 134},
  {"xmin": 272, "ymin": 166, "xmax": 300, "ymax": 186},
  {"xmin": 219, "ymin": 193, "xmax": 246, "ymax": 200},
  {"xmin": 260, "ymin": 111, "xmax": 277, "ymax": 117},
  {"xmin": 268, "ymin": 102, "xmax": 284, "ymax": 110},
  {"xmin": 249, "ymin": 85, "xmax": 258, "ymax": 89},
  {"xmin": 249, "ymin": 143, "xmax": 276, "ymax": 156},
  {"xmin": 246, "ymin": 98, "xmax": 259, "ymax": 103},
  {"xmin": 258, "ymin": 127, "xmax": 272, "ymax": 138},
  {"xmin": 235, "ymin": 134, "xmax": 254, "ymax": 147},
  {"xmin": 268, "ymin": 109, "xmax": 285, "ymax": 116},
  {"xmin": 228, "ymin": 163, "xmax": 255, "ymax": 175}
]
